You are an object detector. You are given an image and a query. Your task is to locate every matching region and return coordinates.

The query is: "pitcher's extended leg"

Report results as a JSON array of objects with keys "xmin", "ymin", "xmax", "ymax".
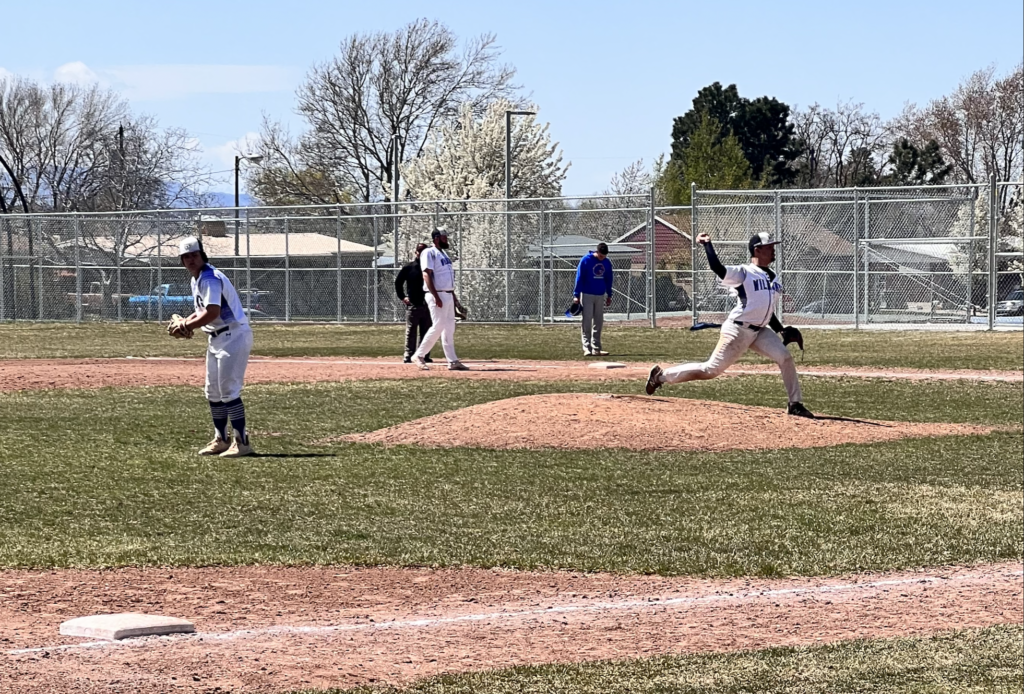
[
  {"xmin": 661, "ymin": 321, "xmax": 755, "ymax": 384},
  {"xmin": 750, "ymin": 328, "xmax": 803, "ymax": 404}
]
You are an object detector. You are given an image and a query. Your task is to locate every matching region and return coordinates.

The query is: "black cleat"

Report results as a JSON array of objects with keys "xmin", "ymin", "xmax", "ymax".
[
  {"xmin": 403, "ymin": 356, "xmax": 412, "ymax": 364},
  {"xmin": 787, "ymin": 402, "xmax": 815, "ymax": 418},
  {"xmin": 645, "ymin": 365, "xmax": 663, "ymax": 395}
]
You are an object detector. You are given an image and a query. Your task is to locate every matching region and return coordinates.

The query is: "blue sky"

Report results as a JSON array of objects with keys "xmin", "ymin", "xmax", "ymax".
[{"xmin": 2, "ymin": 0, "xmax": 1021, "ymax": 197}]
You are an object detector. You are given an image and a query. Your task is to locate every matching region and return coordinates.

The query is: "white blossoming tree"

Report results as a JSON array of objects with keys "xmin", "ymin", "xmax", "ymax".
[{"xmin": 398, "ymin": 99, "xmax": 568, "ymax": 318}]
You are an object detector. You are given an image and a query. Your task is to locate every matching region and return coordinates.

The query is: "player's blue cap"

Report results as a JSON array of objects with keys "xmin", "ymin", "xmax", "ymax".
[{"xmin": 564, "ymin": 301, "xmax": 583, "ymax": 318}]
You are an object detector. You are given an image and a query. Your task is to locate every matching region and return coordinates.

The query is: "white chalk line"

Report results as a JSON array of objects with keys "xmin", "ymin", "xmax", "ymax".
[{"xmin": 8, "ymin": 569, "xmax": 1021, "ymax": 657}]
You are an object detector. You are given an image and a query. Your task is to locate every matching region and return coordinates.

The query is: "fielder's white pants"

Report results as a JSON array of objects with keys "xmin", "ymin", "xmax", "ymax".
[
  {"xmin": 661, "ymin": 320, "xmax": 802, "ymax": 403},
  {"xmin": 414, "ymin": 292, "xmax": 458, "ymax": 364},
  {"xmin": 205, "ymin": 324, "xmax": 253, "ymax": 402}
]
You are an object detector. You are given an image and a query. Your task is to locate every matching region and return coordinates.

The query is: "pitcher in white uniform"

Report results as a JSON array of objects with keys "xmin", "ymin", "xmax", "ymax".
[
  {"xmin": 645, "ymin": 232, "xmax": 813, "ymax": 418},
  {"xmin": 178, "ymin": 236, "xmax": 256, "ymax": 456}
]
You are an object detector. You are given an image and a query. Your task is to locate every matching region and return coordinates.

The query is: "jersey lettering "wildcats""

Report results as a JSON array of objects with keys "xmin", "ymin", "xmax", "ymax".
[{"xmin": 721, "ymin": 263, "xmax": 782, "ymax": 327}]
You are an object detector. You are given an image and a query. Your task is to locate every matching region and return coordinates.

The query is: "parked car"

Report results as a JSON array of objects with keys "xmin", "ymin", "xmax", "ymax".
[
  {"xmin": 128, "ymin": 283, "xmax": 194, "ymax": 320},
  {"xmin": 997, "ymin": 288, "xmax": 1024, "ymax": 316}
]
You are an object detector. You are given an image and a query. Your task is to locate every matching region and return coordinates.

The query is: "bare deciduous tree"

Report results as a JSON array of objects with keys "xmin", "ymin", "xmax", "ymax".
[
  {"xmin": 791, "ymin": 101, "xmax": 890, "ymax": 188},
  {"xmin": 896, "ymin": 64, "xmax": 1023, "ymax": 190},
  {"xmin": 251, "ymin": 19, "xmax": 520, "ymax": 205}
]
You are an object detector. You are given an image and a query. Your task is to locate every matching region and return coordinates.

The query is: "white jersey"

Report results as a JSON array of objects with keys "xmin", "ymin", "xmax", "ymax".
[
  {"xmin": 192, "ymin": 264, "xmax": 249, "ymax": 333},
  {"xmin": 721, "ymin": 263, "xmax": 782, "ymax": 327},
  {"xmin": 421, "ymin": 246, "xmax": 455, "ymax": 291}
]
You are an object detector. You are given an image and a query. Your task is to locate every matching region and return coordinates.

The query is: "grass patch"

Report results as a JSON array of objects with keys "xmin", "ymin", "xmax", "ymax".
[
  {"xmin": 301, "ymin": 625, "xmax": 1024, "ymax": 693},
  {"xmin": 0, "ymin": 378, "xmax": 1020, "ymax": 573},
  {"xmin": 0, "ymin": 322, "xmax": 1021, "ymax": 371}
]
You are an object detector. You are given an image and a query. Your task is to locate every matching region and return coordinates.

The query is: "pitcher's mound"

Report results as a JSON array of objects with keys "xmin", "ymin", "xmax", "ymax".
[{"xmin": 340, "ymin": 394, "xmax": 991, "ymax": 452}]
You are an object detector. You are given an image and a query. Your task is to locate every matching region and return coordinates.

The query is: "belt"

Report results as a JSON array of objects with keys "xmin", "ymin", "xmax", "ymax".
[
  {"xmin": 438, "ymin": 289, "xmax": 454, "ymax": 293},
  {"xmin": 208, "ymin": 325, "xmax": 231, "ymax": 337},
  {"xmin": 733, "ymin": 321, "xmax": 763, "ymax": 332}
]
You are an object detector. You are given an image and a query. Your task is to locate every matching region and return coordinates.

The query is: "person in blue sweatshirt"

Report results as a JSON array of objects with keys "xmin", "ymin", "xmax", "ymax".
[{"xmin": 573, "ymin": 242, "xmax": 614, "ymax": 356}]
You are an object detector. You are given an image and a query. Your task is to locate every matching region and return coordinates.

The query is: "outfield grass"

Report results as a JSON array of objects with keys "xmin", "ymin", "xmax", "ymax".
[
  {"xmin": 1, "ymin": 377, "xmax": 1020, "ymax": 573},
  {"xmin": 304, "ymin": 625, "xmax": 1024, "ymax": 694},
  {"xmin": 0, "ymin": 322, "xmax": 1021, "ymax": 371}
]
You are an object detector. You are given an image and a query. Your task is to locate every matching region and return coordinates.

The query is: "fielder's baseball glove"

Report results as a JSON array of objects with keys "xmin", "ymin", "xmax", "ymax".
[
  {"xmin": 780, "ymin": 325, "xmax": 804, "ymax": 351},
  {"xmin": 167, "ymin": 314, "xmax": 193, "ymax": 339},
  {"xmin": 454, "ymin": 302, "xmax": 468, "ymax": 321}
]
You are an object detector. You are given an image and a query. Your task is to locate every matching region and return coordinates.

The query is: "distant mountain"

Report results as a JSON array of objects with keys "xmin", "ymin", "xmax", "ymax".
[{"xmin": 205, "ymin": 192, "xmax": 257, "ymax": 208}]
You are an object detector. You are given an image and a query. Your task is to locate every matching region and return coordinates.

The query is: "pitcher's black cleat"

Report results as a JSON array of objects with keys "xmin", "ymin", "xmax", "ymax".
[
  {"xmin": 645, "ymin": 365, "xmax": 663, "ymax": 395},
  {"xmin": 787, "ymin": 402, "xmax": 815, "ymax": 418}
]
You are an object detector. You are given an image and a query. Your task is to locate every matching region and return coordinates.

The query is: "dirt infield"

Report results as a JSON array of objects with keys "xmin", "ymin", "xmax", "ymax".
[
  {"xmin": 2, "ymin": 562, "xmax": 1020, "ymax": 693},
  {"xmin": 339, "ymin": 393, "xmax": 993, "ymax": 452},
  {"xmin": 0, "ymin": 356, "xmax": 1020, "ymax": 392}
]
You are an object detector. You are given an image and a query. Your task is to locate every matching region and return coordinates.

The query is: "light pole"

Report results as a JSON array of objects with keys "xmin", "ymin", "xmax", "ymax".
[
  {"xmin": 504, "ymin": 110, "xmax": 535, "ymax": 320},
  {"xmin": 234, "ymin": 154, "xmax": 263, "ymax": 256}
]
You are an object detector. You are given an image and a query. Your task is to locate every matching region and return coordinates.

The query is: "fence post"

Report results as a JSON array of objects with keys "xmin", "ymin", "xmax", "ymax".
[
  {"xmin": 373, "ymin": 213, "xmax": 379, "ymax": 323},
  {"xmin": 245, "ymin": 211, "xmax": 251, "ymax": 317},
  {"xmin": 0, "ymin": 218, "xmax": 5, "ymax": 321},
  {"xmin": 863, "ymin": 196, "xmax": 870, "ymax": 325},
  {"xmin": 853, "ymin": 189, "xmax": 860, "ymax": 329},
  {"xmin": 988, "ymin": 175, "xmax": 997, "ymax": 330},
  {"xmin": 690, "ymin": 183, "xmax": 699, "ymax": 326},
  {"xmin": 155, "ymin": 218, "xmax": 163, "ymax": 323},
  {"xmin": 774, "ymin": 190, "xmax": 783, "ymax": 323},
  {"xmin": 75, "ymin": 215, "xmax": 82, "ymax": 323},
  {"xmin": 650, "ymin": 188, "xmax": 657, "ymax": 328},
  {"xmin": 538, "ymin": 210, "xmax": 544, "ymax": 325},
  {"xmin": 336, "ymin": 208, "xmax": 342, "ymax": 324},
  {"xmin": 284, "ymin": 215, "xmax": 290, "ymax": 322},
  {"xmin": 967, "ymin": 187, "xmax": 977, "ymax": 323},
  {"xmin": 37, "ymin": 221, "xmax": 44, "ymax": 320}
]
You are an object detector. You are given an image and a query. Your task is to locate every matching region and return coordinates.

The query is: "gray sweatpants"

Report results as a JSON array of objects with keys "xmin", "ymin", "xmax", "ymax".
[{"xmin": 580, "ymin": 292, "xmax": 606, "ymax": 353}]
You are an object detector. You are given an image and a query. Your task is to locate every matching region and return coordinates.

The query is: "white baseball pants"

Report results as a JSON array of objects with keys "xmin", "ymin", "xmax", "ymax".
[
  {"xmin": 661, "ymin": 320, "xmax": 802, "ymax": 403},
  {"xmin": 414, "ymin": 292, "xmax": 459, "ymax": 364},
  {"xmin": 205, "ymin": 324, "xmax": 253, "ymax": 402}
]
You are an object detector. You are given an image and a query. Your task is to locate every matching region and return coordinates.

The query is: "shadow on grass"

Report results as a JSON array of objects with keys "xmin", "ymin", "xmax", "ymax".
[{"xmin": 252, "ymin": 453, "xmax": 339, "ymax": 459}]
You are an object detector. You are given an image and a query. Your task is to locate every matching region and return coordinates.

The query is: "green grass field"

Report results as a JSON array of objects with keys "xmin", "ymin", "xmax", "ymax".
[
  {"xmin": 1, "ymin": 322, "xmax": 1022, "ymax": 370},
  {"xmin": 1, "ymin": 377, "xmax": 1020, "ymax": 574},
  {"xmin": 302, "ymin": 625, "xmax": 1023, "ymax": 694}
]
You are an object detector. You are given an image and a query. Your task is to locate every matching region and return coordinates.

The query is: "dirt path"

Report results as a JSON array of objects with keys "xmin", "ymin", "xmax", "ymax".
[
  {"xmin": 1, "ymin": 562, "xmax": 1020, "ymax": 693},
  {"xmin": 1, "ymin": 356, "xmax": 1020, "ymax": 392}
]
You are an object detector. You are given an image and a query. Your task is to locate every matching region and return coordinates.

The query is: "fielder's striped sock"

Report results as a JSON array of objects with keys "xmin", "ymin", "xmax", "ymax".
[
  {"xmin": 224, "ymin": 397, "xmax": 248, "ymax": 445},
  {"xmin": 209, "ymin": 401, "xmax": 229, "ymax": 441}
]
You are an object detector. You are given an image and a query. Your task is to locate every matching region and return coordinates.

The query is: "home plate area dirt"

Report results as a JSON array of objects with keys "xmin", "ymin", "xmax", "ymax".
[{"xmin": 339, "ymin": 393, "xmax": 992, "ymax": 452}]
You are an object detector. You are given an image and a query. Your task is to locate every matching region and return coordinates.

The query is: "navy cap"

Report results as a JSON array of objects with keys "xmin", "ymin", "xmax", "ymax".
[{"xmin": 748, "ymin": 232, "xmax": 782, "ymax": 256}]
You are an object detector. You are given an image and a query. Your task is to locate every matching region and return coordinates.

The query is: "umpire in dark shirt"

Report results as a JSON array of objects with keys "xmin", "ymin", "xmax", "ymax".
[{"xmin": 395, "ymin": 243, "xmax": 433, "ymax": 363}]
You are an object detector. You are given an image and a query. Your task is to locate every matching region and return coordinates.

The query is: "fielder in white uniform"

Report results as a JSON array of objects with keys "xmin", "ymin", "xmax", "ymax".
[
  {"xmin": 413, "ymin": 228, "xmax": 468, "ymax": 371},
  {"xmin": 645, "ymin": 232, "xmax": 813, "ymax": 418},
  {"xmin": 178, "ymin": 236, "xmax": 256, "ymax": 456}
]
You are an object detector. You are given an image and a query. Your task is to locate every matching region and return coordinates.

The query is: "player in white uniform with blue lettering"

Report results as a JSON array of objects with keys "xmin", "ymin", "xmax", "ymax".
[
  {"xmin": 177, "ymin": 236, "xmax": 256, "ymax": 456},
  {"xmin": 413, "ymin": 228, "xmax": 468, "ymax": 371},
  {"xmin": 645, "ymin": 232, "xmax": 813, "ymax": 417}
]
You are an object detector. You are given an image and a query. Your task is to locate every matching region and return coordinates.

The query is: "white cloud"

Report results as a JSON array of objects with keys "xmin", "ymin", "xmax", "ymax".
[
  {"xmin": 106, "ymin": 65, "xmax": 294, "ymax": 101},
  {"xmin": 207, "ymin": 132, "xmax": 262, "ymax": 169},
  {"xmin": 53, "ymin": 61, "xmax": 101, "ymax": 85}
]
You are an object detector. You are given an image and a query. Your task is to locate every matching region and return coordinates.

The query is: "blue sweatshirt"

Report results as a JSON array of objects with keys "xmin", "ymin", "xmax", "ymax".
[{"xmin": 574, "ymin": 252, "xmax": 613, "ymax": 297}]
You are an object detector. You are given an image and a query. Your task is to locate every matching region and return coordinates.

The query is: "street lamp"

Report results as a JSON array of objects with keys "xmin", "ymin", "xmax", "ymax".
[
  {"xmin": 504, "ymin": 110, "xmax": 535, "ymax": 320},
  {"xmin": 234, "ymin": 154, "xmax": 263, "ymax": 256}
]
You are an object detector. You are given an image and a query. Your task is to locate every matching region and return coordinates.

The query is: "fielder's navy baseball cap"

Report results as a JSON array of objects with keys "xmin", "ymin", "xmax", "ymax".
[
  {"xmin": 748, "ymin": 232, "xmax": 782, "ymax": 256},
  {"xmin": 431, "ymin": 227, "xmax": 448, "ymax": 238}
]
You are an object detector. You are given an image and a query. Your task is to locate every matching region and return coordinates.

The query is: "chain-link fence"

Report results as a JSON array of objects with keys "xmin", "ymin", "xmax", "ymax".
[
  {"xmin": 692, "ymin": 178, "xmax": 1023, "ymax": 330},
  {"xmin": 1, "ymin": 182, "xmax": 1020, "ymax": 329}
]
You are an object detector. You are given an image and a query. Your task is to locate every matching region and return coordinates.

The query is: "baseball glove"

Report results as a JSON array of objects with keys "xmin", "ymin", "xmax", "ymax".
[
  {"xmin": 454, "ymin": 301, "xmax": 468, "ymax": 321},
  {"xmin": 167, "ymin": 314, "xmax": 193, "ymax": 339},
  {"xmin": 780, "ymin": 325, "xmax": 804, "ymax": 351}
]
